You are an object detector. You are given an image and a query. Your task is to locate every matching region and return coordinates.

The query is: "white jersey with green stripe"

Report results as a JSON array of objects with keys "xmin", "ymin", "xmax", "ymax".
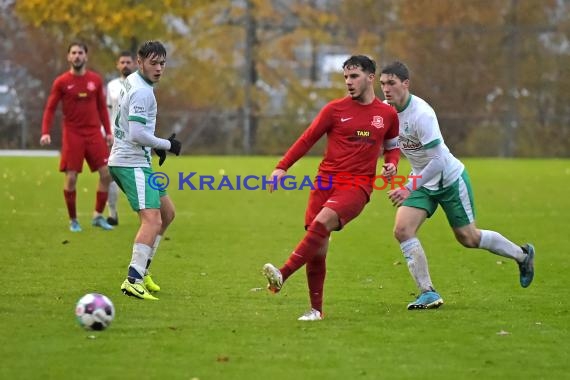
[
  {"xmin": 394, "ymin": 95, "xmax": 464, "ymax": 190},
  {"xmin": 108, "ymin": 71, "xmax": 157, "ymax": 167}
]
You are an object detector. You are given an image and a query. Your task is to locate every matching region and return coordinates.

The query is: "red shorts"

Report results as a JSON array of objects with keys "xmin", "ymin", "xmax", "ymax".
[
  {"xmin": 60, "ymin": 130, "xmax": 109, "ymax": 173},
  {"xmin": 304, "ymin": 185, "xmax": 370, "ymax": 230}
]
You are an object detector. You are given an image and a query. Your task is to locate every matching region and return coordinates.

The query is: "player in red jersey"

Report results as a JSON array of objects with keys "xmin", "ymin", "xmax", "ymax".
[
  {"xmin": 262, "ymin": 55, "xmax": 400, "ymax": 321},
  {"xmin": 40, "ymin": 41, "xmax": 114, "ymax": 232}
]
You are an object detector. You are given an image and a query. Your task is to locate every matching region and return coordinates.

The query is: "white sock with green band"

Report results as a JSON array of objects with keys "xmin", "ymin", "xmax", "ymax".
[
  {"xmin": 479, "ymin": 230, "xmax": 525, "ymax": 262},
  {"xmin": 401, "ymin": 237, "xmax": 434, "ymax": 293}
]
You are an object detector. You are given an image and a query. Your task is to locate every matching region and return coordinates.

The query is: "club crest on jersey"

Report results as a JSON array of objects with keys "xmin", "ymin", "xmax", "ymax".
[
  {"xmin": 87, "ymin": 81, "xmax": 96, "ymax": 91},
  {"xmin": 371, "ymin": 116, "xmax": 384, "ymax": 129}
]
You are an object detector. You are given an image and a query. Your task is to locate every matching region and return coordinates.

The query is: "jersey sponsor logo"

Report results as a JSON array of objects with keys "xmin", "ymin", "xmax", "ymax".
[
  {"xmin": 87, "ymin": 81, "xmax": 97, "ymax": 91},
  {"xmin": 399, "ymin": 136, "xmax": 422, "ymax": 151},
  {"xmin": 134, "ymin": 105, "xmax": 145, "ymax": 113},
  {"xmin": 340, "ymin": 117, "xmax": 353, "ymax": 122},
  {"xmin": 348, "ymin": 130, "xmax": 376, "ymax": 145},
  {"xmin": 78, "ymin": 92, "xmax": 88, "ymax": 98},
  {"xmin": 371, "ymin": 115, "xmax": 384, "ymax": 129}
]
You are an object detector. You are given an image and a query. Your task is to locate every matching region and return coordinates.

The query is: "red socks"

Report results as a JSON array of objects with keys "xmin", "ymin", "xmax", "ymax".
[
  {"xmin": 64, "ymin": 190, "xmax": 109, "ymax": 219},
  {"xmin": 95, "ymin": 191, "xmax": 108, "ymax": 214},
  {"xmin": 63, "ymin": 190, "xmax": 77, "ymax": 220},
  {"xmin": 306, "ymin": 254, "xmax": 326, "ymax": 312},
  {"xmin": 280, "ymin": 221, "xmax": 330, "ymax": 281}
]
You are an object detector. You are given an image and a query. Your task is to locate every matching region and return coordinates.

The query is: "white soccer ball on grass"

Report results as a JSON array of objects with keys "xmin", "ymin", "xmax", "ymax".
[{"xmin": 75, "ymin": 293, "xmax": 115, "ymax": 331}]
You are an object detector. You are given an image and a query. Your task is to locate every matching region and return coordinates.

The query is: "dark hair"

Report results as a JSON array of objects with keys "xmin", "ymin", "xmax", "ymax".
[
  {"xmin": 68, "ymin": 41, "xmax": 88, "ymax": 53},
  {"xmin": 381, "ymin": 61, "xmax": 410, "ymax": 81},
  {"xmin": 138, "ymin": 41, "xmax": 167, "ymax": 60},
  {"xmin": 342, "ymin": 55, "xmax": 376, "ymax": 74},
  {"xmin": 118, "ymin": 50, "xmax": 135, "ymax": 59}
]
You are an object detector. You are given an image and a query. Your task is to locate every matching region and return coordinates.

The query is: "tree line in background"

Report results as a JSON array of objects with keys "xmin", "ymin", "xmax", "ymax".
[{"xmin": 1, "ymin": 0, "xmax": 568, "ymax": 157}]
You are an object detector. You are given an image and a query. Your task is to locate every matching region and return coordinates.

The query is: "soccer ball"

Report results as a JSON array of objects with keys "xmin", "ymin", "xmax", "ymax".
[{"xmin": 75, "ymin": 293, "xmax": 115, "ymax": 331}]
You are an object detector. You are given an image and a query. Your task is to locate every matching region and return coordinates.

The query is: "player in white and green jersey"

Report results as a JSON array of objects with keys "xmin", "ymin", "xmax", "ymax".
[
  {"xmin": 379, "ymin": 61, "xmax": 535, "ymax": 310},
  {"xmin": 108, "ymin": 41, "xmax": 182, "ymax": 301},
  {"xmin": 105, "ymin": 51, "xmax": 136, "ymax": 226}
]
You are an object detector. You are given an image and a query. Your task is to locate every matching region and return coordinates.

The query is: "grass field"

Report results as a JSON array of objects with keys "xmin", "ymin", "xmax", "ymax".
[{"xmin": 1, "ymin": 156, "xmax": 569, "ymax": 380}]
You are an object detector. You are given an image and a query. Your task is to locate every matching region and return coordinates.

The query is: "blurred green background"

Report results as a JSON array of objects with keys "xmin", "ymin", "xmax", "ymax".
[{"xmin": 1, "ymin": 0, "xmax": 568, "ymax": 156}]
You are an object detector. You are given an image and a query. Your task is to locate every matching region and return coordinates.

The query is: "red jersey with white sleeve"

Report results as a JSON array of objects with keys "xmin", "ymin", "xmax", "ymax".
[
  {"xmin": 276, "ymin": 96, "xmax": 400, "ymax": 193},
  {"xmin": 41, "ymin": 70, "xmax": 111, "ymax": 137}
]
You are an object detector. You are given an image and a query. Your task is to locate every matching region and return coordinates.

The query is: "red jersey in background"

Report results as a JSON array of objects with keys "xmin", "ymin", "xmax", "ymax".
[{"xmin": 41, "ymin": 70, "xmax": 111, "ymax": 137}]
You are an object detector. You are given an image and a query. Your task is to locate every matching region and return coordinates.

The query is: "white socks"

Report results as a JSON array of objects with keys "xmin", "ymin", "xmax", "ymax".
[
  {"xmin": 399, "ymin": 231, "xmax": 524, "ymax": 294},
  {"xmin": 129, "ymin": 243, "xmax": 152, "ymax": 279},
  {"xmin": 130, "ymin": 235, "xmax": 163, "ymax": 280},
  {"xmin": 107, "ymin": 181, "xmax": 119, "ymax": 219},
  {"xmin": 150, "ymin": 235, "xmax": 162, "ymax": 261},
  {"xmin": 478, "ymin": 230, "xmax": 525, "ymax": 262},
  {"xmin": 400, "ymin": 238, "xmax": 434, "ymax": 293},
  {"xmin": 145, "ymin": 235, "xmax": 163, "ymax": 274}
]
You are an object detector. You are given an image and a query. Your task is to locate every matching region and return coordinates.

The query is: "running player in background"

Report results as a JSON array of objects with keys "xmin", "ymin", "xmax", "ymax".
[
  {"xmin": 108, "ymin": 40, "xmax": 181, "ymax": 300},
  {"xmin": 379, "ymin": 61, "xmax": 535, "ymax": 310},
  {"xmin": 262, "ymin": 55, "xmax": 400, "ymax": 321},
  {"xmin": 105, "ymin": 51, "xmax": 136, "ymax": 226},
  {"xmin": 40, "ymin": 41, "xmax": 114, "ymax": 232}
]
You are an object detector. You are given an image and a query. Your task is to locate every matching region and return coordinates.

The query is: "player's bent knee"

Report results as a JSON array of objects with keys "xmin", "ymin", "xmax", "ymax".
[
  {"xmin": 312, "ymin": 211, "xmax": 338, "ymax": 231},
  {"xmin": 307, "ymin": 220, "xmax": 331, "ymax": 236},
  {"xmin": 140, "ymin": 211, "xmax": 163, "ymax": 234},
  {"xmin": 393, "ymin": 225, "xmax": 414, "ymax": 242},
  {"xmin": 456, "ymin": 233, "xmax": 479, "ymax": 248},
  {"xmin": 65, "ymin": 172, "xmax": 78, "ymax": 187},
  {"xmin": 142, "ymin": 220, "xmax": 162, "ymax": 235}
]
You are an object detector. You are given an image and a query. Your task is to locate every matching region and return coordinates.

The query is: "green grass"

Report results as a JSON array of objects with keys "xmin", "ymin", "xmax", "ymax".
[{"xmin": 1, "ymin": 156, "xmax": 569, "ymax": 379}]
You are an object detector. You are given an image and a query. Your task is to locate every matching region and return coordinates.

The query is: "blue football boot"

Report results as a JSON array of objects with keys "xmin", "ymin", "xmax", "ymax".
[
  {"xmin": 407, "ymin": 290, "xmax": 444, "ymax": 310},
  {"xmin": 518, "ymin": 244, "xmax": 535, "ymax": 288}
]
